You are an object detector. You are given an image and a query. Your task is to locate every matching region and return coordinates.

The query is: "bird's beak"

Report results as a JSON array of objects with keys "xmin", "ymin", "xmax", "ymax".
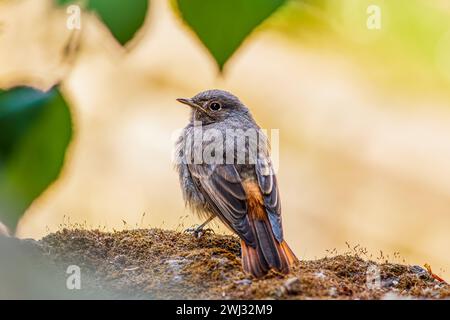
[
  {"xmin": 176, "ymin": 98, "xmax": 199, "ymax": 109},
  {"xmin": 176, "ymin": 98, "xmax": 210, "ymax": 116}
]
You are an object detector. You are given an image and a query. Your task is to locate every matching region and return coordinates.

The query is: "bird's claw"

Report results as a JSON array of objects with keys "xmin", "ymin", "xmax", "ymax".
[{"xmin": 184, "ymin": 226, "xmax": 215, "ymax": 239}]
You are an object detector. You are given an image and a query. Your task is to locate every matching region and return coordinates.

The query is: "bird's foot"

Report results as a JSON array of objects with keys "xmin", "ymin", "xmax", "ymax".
[{"xmin": 184, "ymin": 225, "xmax": 215, "ymax": 239}]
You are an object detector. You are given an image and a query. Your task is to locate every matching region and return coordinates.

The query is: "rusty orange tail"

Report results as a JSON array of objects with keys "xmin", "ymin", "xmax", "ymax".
[
  {"xmin": 240, "ymin": 180, "xmax": 298, "ymax": 278},
  {"xmin": 240, "ymin": 217, "xmax": 298, "ymax": 278}
]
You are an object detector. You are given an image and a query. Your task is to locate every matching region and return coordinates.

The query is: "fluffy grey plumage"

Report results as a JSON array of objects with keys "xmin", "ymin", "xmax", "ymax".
[{"xmin": 174, "ymin": 89, "xmax": 297, "ymax": 277}]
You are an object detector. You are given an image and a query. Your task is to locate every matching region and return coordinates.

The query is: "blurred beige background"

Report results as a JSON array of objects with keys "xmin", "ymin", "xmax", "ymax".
[{"xmin": 1, "ymin": 0, "xmax": 449, "ymax": 277}]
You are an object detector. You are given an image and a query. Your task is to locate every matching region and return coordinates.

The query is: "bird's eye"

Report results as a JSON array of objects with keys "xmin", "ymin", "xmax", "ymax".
[{"xmin": 209, "ymin": 102, "xmax": 222, "ymax": 111}]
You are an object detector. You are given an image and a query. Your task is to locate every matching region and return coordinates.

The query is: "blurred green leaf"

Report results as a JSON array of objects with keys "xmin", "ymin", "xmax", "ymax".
[
  {"xmin": 0, "ymin": 87, "xmax": 72, "ymax": 232},
  {"xmin": 176, "ymin": 0, "xmax": 286, "ymax": 70},
  {"xmin": 57, "ymin": 0, "xmax": 149, "ymax": 46}
]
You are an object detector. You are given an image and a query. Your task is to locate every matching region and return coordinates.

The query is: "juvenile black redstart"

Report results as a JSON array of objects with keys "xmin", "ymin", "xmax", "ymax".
[{"xmin": 175, "ymin": 89, "xmax": 297, "ymax": 277}]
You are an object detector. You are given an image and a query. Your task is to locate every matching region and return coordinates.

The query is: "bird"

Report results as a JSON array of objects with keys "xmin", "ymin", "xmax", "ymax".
[{"xmin": 174, "ymin": 89, "xmax": 298, "ymax": 277}]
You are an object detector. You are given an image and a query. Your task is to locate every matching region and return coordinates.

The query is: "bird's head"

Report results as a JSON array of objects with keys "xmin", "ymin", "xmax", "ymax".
[{"xmin": 177, "ymin": 89, "xmax": 249, "ymax": 124}]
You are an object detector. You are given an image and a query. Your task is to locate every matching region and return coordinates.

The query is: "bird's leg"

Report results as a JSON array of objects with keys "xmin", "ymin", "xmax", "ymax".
[
  {"xmin": 184, "ymin": 215, "xmax": 216, "ymax": 238},
  {"xmin": 196, "ymin": 215, "xmax": 215, "ymax": 231}
]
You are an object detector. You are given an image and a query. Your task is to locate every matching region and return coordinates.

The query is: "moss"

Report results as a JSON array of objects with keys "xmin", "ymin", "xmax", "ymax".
[{"xmin": 36, "ymin": 228, "xmax": 450, "ymax": 300}]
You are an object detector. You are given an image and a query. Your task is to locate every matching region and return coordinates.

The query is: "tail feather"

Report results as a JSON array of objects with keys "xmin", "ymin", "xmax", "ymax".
[
  {"xmin": 253, "ymin": 219, "xmax": 282, "ymax": 269},
  {"xmin": 241, "ymin": 241, "xmax": 267, "ymax": 278},
  {"xmin": 241, "ymin": 217, "xmax": 298, "ymax": 278},
  {"xmin": 280, "ymin": 240, "xmax": 298, "ymax": 266},
  {"xmin": 240, "ymin": 179, "xmax": 298, "ymax": 277}
]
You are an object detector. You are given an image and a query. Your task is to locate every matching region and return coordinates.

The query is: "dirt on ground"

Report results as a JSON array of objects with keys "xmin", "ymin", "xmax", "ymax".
[{"xmin": 20, "ymin": 228, "xmax": 446, "ymax": 300}]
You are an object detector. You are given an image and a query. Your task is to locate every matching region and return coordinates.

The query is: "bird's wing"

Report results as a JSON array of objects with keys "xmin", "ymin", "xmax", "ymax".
[
  {"xmin": 255, "ymin": 156, "xmax": 284, "ymax": 242},
  {"xmin": 188, "ymin": 163, "xmax": 256, "ymax": 246}
]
